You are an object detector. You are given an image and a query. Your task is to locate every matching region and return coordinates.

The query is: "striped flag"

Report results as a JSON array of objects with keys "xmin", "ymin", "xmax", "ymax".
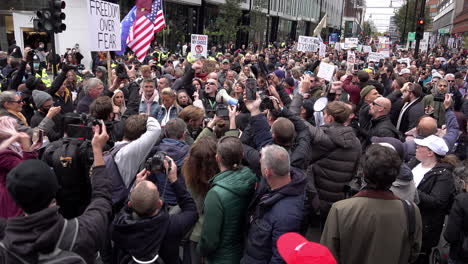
[{"xmin": 127, "ymin": 0, "xmax": 166, "ymax": 62}]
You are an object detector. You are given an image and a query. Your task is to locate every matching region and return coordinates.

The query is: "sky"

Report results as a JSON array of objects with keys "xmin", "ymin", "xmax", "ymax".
[{"xmin": 365, "ymin": 0, "xmax": 405, "ymax": 32}]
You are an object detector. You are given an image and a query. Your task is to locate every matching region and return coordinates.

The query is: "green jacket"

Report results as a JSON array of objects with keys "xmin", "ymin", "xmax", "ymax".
[{"xmin": 198, "ymin": 167, "xmax": 257, "ymax": 264}]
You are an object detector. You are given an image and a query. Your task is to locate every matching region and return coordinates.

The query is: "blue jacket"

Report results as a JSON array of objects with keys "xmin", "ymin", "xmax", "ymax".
[
  {"xmin": 241, "ymin": 168, "xmax": 306, "ymax": 264},
  {"xmin": 139, "ymin": 96, "xmax": 160, "ymax": 117},
  {"xmin": 148, "ymin": 138, "xmax": 189, "ymax": 205},
  {"xmin": 154, "ymin": 105, "xmax": 183, "ymax": 126}
]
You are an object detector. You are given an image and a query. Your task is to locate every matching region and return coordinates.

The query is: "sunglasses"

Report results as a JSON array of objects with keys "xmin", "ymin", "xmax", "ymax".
[
  {"xmin": 207, "ymin": 82, "xmax": 217, "ymax": 86},
  {"xmin": 447, "ymin": 80, "xmax": 455, "ymax": 82},
  {"xmin": 9, "ymin": 100, "xmax": 23, "ymax": 104},
  {"xmin": 371, "ymin": 101, "xmax": 384, "ymax": 108}
]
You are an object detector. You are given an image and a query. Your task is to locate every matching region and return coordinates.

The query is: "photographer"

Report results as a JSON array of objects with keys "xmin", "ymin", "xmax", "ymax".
[
  {"xmin": 111, "ymin": 157, "xmax": 198, "ymax": 264},
  {"xmin": 422, "ymin": 78, "xmax": 453, "ymax": 127}
]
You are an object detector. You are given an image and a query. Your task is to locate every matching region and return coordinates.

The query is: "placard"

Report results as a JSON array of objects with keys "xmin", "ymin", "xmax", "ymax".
[
  {"xmin": 363, "ymin": 45, "xmax": 372, "ymax": 53},
  {"xmin": 317, "ymin": 62, "xmax": 335, "ymax": 82},
  {"xmin": 398, "ymin": 58, "xmax": 411, "ymax": 65},
  {"xmin": 319, "ymin": 43, "xmax": 326, "ymax": 57},
  {"xmin": 191, "ymin": 34, "xmax": 208, "ymax": 59},
  {"xmin": 347, "ymin": 50, "xmax": 356, "ymax": 64},
  {"xmin": 367, "ymin": 52, "xmax": 384, "ymax": 63},
  {"xmin": 345, "ymin": 38, "xmax": 359, "ymax": 48},
  {"xmin": 297, "ymin": 36, "xmax": 320, "ymax": 52},
  {"xmin": 87, "ymin": 0, "xmax": 121, "ymax": 51},
  {"xmin": 378, "ymin": 49, "xmax": 390, "ymax": 58}
]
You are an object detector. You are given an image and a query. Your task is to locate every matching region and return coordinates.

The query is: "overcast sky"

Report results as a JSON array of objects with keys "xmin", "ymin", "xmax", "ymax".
[{"xmin": 365, "ymin": 0, "xmax": 405, "ymax": 32}]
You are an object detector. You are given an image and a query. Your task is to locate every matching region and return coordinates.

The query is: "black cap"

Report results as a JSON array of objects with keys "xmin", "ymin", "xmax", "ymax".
[{"xmin": 7, "ymin": 160, "xmax": 58, "ymax": 214}]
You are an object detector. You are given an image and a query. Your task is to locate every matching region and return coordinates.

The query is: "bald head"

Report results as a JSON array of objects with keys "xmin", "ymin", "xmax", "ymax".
[
  {"xmin": 417, "ymin": 116, "xmax": 438, "ymax": 137},
  {"xmin": 370, "ymin": 97, "xmax": 391, "ymax": 118},
  {"xmin": 130, "ymin": 181, "xmax": 161, "ymax": 217},
  {"xmin": 207, "ymin": 72, "xmax": 218, "ymax": 80}
]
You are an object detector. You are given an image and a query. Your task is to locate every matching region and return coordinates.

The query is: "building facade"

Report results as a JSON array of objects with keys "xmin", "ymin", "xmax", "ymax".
[
  {"xmin": 342, "ymin": 0, "xmax": 366, "ymax": 38},
  {"xmin": 389, "ymin": 16, "xmax": 399, "ymax": 42}
]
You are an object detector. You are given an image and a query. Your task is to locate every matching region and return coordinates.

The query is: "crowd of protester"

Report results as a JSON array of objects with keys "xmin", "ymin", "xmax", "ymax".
[{"xmin": 0, "ymin": 39, "xmax": 467, "ymax": 264}]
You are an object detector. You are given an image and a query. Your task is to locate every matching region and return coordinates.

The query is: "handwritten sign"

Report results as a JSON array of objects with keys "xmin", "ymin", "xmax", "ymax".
[
  {"xmin": 317, "ymin": 62, "xmax": 335, "ymax": 82},
  {"xmin": 367, "ymin": 52, "xmax": 384, "ymax": 63},
  {"xmin": 347, "ymin": 50, "xmax": 356, "ymax": 64},
  {"xmin": 319, "ymin": 43, "xmax": 326, "ymax": 57},
  {"xmin": 297, "ymin": 36, "xmax": 320, "ymax": 52},
  {"xmin": 87, "ymin": 0, "xmax": 121, "ymax": 51},
  {"xmin": 191, "ymin": 34, "xmax": 208, "ymax": 59},
  {"xmin": 345, "ymin": 38, "xmax": 359, "ymax": 48},
  {"xmin": 363, "ymin": 45, "xmax": 372, "ymax": 53}
]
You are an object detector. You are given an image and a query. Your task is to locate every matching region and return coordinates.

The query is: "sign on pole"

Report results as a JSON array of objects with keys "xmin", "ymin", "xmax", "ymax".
[
  {"xmin": 297, "ymin": 36, "xmax": 320, "ymax": 52},
  {"xmin": 87, "ymin": 0, "xmax": 121, "ymax": 51},
  {"xmin": 191, "ymin": 34, "xmax": 208, "ymax": 59},
  {"xmin": 408, "ymin": 32, "xmax": 416, "ymax": 42},
  {"xmin": 317, "ymin": 62, "xmax": 335, "ymax": 82}
]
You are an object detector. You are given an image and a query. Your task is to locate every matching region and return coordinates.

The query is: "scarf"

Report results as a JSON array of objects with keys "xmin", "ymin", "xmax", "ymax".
[
  {"xmin": 143, "ymin": 91, "xmax": 158, "ymax": 114},
  {"xmin": 7, "ymin": 110, "xmax": 28, "ymax": 126},
  {"xmin": 55, "ymin": 87, "xmax": 70, "ymax": 103}
]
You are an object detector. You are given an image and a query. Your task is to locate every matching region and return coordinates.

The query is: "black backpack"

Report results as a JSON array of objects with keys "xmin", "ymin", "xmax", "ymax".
[
  {"xmin": 42, "ymin": 137, "xmax": 94, "ymax": 219},
  {"xmin": 0, "ymin": 69, "xmax": 16, "ymax": 91},
  {"xmin": 0, "ymin": 218, "xmax": 86, "ymax": 263}
]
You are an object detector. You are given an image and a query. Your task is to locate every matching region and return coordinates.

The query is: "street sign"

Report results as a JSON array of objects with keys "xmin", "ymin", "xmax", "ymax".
[
  {"xmin": 408, "ymin": 32, "xmax": 416, "ymax": 42},
  {"xmin": 191, "ymin": 34, "xmax": 208, "ymax": 59},
  {"xmin": 87, "ymin": 0, "xmax": 121, "ymax": 51}
]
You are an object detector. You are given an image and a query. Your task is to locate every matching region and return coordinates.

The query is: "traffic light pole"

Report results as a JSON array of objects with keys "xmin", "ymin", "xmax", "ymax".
[
  {"xmin": 414, "ymin": 0, "xmax": 426, "ymax": 58},
  {"xmin": 50, "ymin": 32, "xmax": 57, "ymax": 77}
]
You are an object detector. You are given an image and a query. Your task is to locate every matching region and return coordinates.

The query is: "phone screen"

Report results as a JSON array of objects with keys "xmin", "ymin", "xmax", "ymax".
[{"xmin": 245, "ymin": 78, "xmax": 257, "ymax": 100}]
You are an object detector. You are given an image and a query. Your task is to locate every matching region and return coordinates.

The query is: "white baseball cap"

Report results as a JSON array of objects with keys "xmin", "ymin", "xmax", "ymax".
[
  {"xmin": 414, "ymin": 135, "xmax": 449, "ymax": 156},
  {"xmin": 399, "ymin": 68, "xmax": 411, "ymax": 75}
]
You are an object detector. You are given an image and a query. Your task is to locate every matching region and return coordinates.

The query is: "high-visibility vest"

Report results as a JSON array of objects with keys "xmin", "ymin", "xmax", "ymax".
[
  {"xmin": 187, "ymin": 52, "xmax": 196, "ymax": 63},
  {"xmin": 35, "ymin": 68, "xmax": 51, "ymax": 87}
]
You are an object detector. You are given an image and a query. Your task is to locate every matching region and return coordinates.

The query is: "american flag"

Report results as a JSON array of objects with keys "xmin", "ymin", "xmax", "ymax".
[{"xmin": 127, "ymin": 0, "xmax": 166, "ymax": 62}]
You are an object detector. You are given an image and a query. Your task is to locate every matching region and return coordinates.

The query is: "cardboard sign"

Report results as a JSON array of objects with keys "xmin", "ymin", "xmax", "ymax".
[
  {"xmin": 363, "ymin": 45, "xmax": 372, "ymax": 53},
  {"xmin": 398, "ymin": 58, "xmax": 411, "ymax": 65},
  {"xmin": 297, "ymin": 36, "xmax": 320, "ymax": 52},
  {"xmin": 347, "ymin": 50, "xmax": 356, "ymax": 64},
  {"xmin": 87, "ymin": 0, "xmax": 121, "ymax": 51},
  {"xmin": 378, "ymin": 49, "xmax": 390, "ymax": 58},
  {"xmin": 191, "ymin": 34, "xmax": 208, "ymax": 59},
  {"xmin": 367, "ymin": 52, "xmax": 384, "ymax": 63},
  {"xmin": 317, "ymin": 62, "xmax": 335, "ymax": 82}
]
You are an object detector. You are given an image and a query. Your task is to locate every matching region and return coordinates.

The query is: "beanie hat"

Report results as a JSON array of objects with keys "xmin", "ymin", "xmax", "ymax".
[
  {"xmin": 25, "ymin": 76, "xmax": 41, "ymax": 90},
  {"xmin": 360, "ymin": 85, "xmax": 376, "ymax": 98},
  {"xmin": 96, "ymin": 66, "xmax": 107, "ymax": 74},
  {"xmin": 274, "ymin": 69, "xmax": 285, "ymax": 79},
  {"xmin": 32, "ymin": 89, "xmax": 52, "ymax": 108},
  {"xmin": 284, "ymin": 77, "xmax": 295, "ymax": 87},
  {"xmin": 278, "ymin": 232, "xmax": 336, "ymax": 264},
  {"xmin": 7, "ymin": 160, "xmax": 59, "ymax": 214}
]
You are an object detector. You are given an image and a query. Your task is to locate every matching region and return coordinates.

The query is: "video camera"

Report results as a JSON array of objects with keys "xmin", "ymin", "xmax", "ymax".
[
  {"xmin": 145, "ymin": 151, "xmax": 172, "ymax": 174},
  {"xmin": 63, "ymin": 113, "xmax": 102, "ymax": 140}
]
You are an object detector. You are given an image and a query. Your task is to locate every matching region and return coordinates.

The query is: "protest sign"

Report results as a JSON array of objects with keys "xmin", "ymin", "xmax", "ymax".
[
  {"xmin": 363, "ymin": 45, "xmax": 372, "ymax": 53},
  {"xmin": 398, "ymin": 58, "xmax": 411, "ymax": 65},
  {"xmin": 87, "ymin": 0, "xmax": 121, "ymax": 51},
  {"xmin": 319, "ymin": 43, "xmax": 326, "ymax": 57},
  {"xmin": 367, "ymin": 52, "xmax": 384, "ymax": 63},
  {"xmin": 378, "ymin": 49, "xmax": 390, "ymax": 58},
  {"xmin": 347, "ymin": 50, "xmax": 356, "ymax": 64},
  {"xmin": 357, "ymin": 45, "xmax": 362, "ymax": 52},
  {"xmin": 345, "ymin": 38, "xmax": 359, "ymax": 48},
  {"xmin": 317, "ymin": 62, "xmax": 335, "ymax": 81},
  {"xmin": 297, "ymin": 36, "xmax": 320, "ymax": 52},
  {"xmin": 191, "ymin": 34, "xmax": 208, "ymax": 59}
]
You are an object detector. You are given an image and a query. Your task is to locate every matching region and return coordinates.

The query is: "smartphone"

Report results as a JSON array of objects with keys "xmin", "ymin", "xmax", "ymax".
[
  {"xmin": 215, "ymin": 104, "xmax": 229, "ymax": 119},
  {"xmin": 245, "ymin": 78, "xmax": 257, "ymax": 100}
]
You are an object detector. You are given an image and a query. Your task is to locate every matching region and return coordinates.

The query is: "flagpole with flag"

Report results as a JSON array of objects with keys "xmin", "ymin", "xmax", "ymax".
[
  {"xmin": 117, "ymin": 0, "xmax": 166, "ymax": 62},
  {"xmin": 313, "ymin": 14, "xmax": 327, "ymax": 37}
]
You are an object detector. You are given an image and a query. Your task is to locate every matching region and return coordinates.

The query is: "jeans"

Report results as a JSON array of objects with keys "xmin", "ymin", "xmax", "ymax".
[{"xmin": 448, "ymin": 258, "xmax": 468, "ymax": 264}]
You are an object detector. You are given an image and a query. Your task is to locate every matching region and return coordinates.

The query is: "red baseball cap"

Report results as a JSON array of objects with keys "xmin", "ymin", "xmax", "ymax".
[{"xmin": 277, "ymin": 232, "xmax": 336, "ymax": 264}]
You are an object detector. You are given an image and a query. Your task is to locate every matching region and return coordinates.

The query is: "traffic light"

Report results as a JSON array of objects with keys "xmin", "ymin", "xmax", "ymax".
[
  {"xmin": 50, "ymin": 0, "xmax": 66, "ymax": 33},
  {"xmin": 33, "ymin": 0, "xmax": 66, "ymax": 33},
  {"xmin": 192, "ymin": 9, "xmax": 198, "ymax": 34},
  {"xmin": 416, "ymin": 17, "xmax": 424, "ymax": 40}
]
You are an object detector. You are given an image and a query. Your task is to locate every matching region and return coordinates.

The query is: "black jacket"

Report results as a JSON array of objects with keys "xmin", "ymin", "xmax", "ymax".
[
  {"xmin": 412, "ymin": 162, "xmax": 455, "ymax": 250},
  {"xmin": 30, "ymin": 111, "xmax": 64, "ymax": 142},
  {"xmin": 444, "ymin": 193, "xmax": 468, "ymax": 262},
  {"xmin": 307, "ymin": 122, "xmax": 362, "ymax": 215},
  {"xmin": 0, "ymin": 166, "xmax": 112, "ymax": 264},
  {"xmin": 368, "ymin": 115, "xmax": 402, "ymax": 141},
  {"xmin": 47, "ymin": 69, "xmax": 74, "ymax": 114},
  {"xmin": 111, "ymin": 179, "xmax": 198, "ymax": 264},
  {"xmin": 241, "ymin": 168, "xmax": 306, "ymax": 264}
]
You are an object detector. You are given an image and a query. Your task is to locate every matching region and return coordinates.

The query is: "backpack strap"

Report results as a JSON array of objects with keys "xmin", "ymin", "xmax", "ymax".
[
  {"xmin": 56, "ymin": 218, "xmax": 79, "ymax": 251},
  {"xmin": 401, "ymin": 199, "xmax": 415, "ymax": 257}
]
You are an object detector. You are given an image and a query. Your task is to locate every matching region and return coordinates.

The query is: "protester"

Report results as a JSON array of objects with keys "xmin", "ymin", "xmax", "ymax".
[{"xmin": 76, "ymin": 78, "xmax": 104, "ymax": 114}]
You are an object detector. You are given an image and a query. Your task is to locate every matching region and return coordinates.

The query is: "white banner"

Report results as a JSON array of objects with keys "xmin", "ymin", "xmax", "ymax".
[
  {"xmin": 379, "ymin": 49, "xmax": 390, "ymax": 58},
  {"xmin": 317, "ymin": 62, "xmax": 335, "ymax": 82},
  {"xmin": 319, "ymin": 43, "xmax": 326, "ymax": 57},
  {"xmin": 87, "ymin": 0, "xmax": 121, "ymax": 51},
  {"xmin": 347, "ymin": 50, "xmax": 356, "ymax": 64},
  {"xmin": 297, "ymin": 36, "xmax": 320, "ymax": 52},
  {"xmin": 191, "ymin": 34, "xmax": 208, "ymax": 59},
  {"xmin": 345, "ymin": 38, "xmax": 359, "ymax": 48}
]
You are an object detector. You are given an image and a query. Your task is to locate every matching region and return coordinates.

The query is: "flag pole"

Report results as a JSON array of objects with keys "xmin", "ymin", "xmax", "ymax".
[{"xmin": 107, "ymin": 51, "xmax": 112, "ymax": 88}]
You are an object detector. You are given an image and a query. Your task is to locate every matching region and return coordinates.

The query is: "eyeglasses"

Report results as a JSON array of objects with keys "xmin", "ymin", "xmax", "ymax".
[
  {"xmin": 9, "ymin": 100, "xmax": 23, "ymax": 104},
  {"xmin": 207, "ymin": 82, "xmax": 217, "ymax": 86},
  {"xmin": 371, "ymin": 101, "xmax": 384, "ymax": 108}
]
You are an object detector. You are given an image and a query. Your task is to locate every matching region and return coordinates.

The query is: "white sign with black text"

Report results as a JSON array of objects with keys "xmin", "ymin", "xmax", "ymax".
[
  {"xmin": 297, "ymin": 36, "xmax": 320, "ymax": 52},
  {"xmin": 87, "ymin": 0, "xmax": 121, "ymax": 51},
  {"xmin": 191, "ymin": 34, "xmax": 208, "ymax": 59}
]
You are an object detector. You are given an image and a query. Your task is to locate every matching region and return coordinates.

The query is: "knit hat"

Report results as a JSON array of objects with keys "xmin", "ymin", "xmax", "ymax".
[
  {"xmin": 274, "ymin": 69, "xmax": 285, "ymax": 79},
  {"xmin": 277, "ymin": 232, "xmax": 336, "ymax": 264},
  {"xmin": 32, "ymin": 89, "xmax": 52, "ymax": 108},
  {"xmin": 431, "ymin": 69, "xmax": 443, "ymax": 80},
  {"xmin": 284, "ymin": 77, "xmax": 295, "ymax": 87},
  {"xmin": 96, "ymin": 66, "xmax": 107, "ymax": 74},
  {"xmin": 360, "ymin": 85, "xmax": 376, "ymax": 98},
  {"xmin": 7, "ymin": 160, "xmax": 59, "ymax": 214}
]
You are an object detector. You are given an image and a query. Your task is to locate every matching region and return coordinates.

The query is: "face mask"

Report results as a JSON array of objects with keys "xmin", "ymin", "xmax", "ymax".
[{"xmin": 33, "ymin": 63, "xmax": 40, "ymax": 70}]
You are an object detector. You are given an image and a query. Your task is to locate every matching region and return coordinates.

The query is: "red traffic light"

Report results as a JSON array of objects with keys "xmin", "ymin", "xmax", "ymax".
[{"xmin": 418, "ymin": 19, "xmax": 424, "ymax": 25}]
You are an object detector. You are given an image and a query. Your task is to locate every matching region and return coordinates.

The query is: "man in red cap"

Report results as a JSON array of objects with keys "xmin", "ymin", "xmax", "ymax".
[{"xmin": 277, "ymin": 232, "xmax": 336, "ymax": 264}]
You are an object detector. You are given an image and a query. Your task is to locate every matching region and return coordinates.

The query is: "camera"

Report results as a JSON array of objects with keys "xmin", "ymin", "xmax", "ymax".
[
  {"xmin": 116, "ymin": 63, "xmax": 129, "ymax": 79},
  {"xmin": 433, "ymin": 94, "xmax": 445, "ymax": 102},
  {"xmin": 259, "ymin": 91, "xmax": 274, "ymax": 111},
  {"xmin": 215, "ymin": 104, "xmax": 229, "ymax": 119},
  {"xmin": 145, "ymin": 151, "xmax": 171, "ymax": 173}
]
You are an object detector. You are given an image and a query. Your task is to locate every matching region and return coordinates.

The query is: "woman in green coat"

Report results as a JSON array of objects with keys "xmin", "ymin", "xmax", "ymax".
[{"xmin": 198, "ymin": 136, "xmax": 258, "ymax": 264}]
